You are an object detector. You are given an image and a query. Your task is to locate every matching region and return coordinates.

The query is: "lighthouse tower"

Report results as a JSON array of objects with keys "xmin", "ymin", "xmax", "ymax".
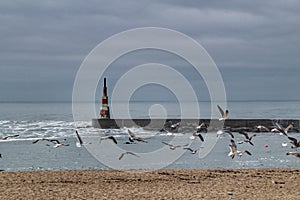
[{"xmin": 100, "ymin": 77, "xmax": 110, "ymax": 119}]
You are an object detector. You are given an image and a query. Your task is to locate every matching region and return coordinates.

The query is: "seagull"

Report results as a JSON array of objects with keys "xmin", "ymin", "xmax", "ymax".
[
  {"xmin": 217, "ymin": 129, "xmax": 234, "ymax": 138},
  {"xmin": 189, "ymin": 132, "xmax": 204, "ymax": 142},
  {"xmin": 287, "ymin": 136, "xmax": 300, "ymax": 149},
  {"xmin": 1, "ymin": 134, "xmax": 19, "ymax": 140},
  {"xmin": 281, "ymin": 142, "xmax": 288, "ymax": 148},
  {"xmin": 228, "ymin": 139, "xmax": 252, "ymax": 159},
  {"xmin": 196, "ymin": 122, "xmax": 208, "ymax": 133},
  {"xmin": 237, "ymin": 131, "xmax": 256, "ymax": 146},
  {"xmin": 286, "ymin": 152, "xmax": 300, "ymax": 158},
  {"xmin": 32, "ymin": 138, "xmax": 69, "ymax": 148},
  {"xmin": 255, "ymin": 125, "xmax": 270, "ymax": 132},
  {"xmin": 162, "ymin": 141, "xmax": 188, "ymax": 150},
  {"xmin": 127, "ymin": 129, "xmax": 147, "ymax": 143},
  {"xmin": 118, "ymin": 151, "xmax": 140, "ymax": 160},
  {"xmin": 100, "ymin": 135, "xmax": 118, "ymax": 144},
  {"xmin": 171, "ymin": 122, "xmax": 180, "ymax": 130},
  {"xmin": 272, "ymin": 122, "xmax": 294, "ymax": 136},
  {"xmin": 183, "ymin": 147, "xmax": 203, "ymax": 154},
  {"xmin": 217, "ymin": 105, "xmax": 229, "ymax": 121}
]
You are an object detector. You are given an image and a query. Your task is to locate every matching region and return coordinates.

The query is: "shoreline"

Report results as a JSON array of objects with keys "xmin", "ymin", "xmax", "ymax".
[{"xmin": 1, "ymin": 168, "xmax": 299, "ymax": 199}]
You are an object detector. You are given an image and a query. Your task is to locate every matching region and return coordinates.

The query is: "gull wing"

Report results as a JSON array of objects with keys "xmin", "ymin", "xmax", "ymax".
[
  {"xmin": 288, "ymin": 136, "xmax": 298, "ymax": 145},
  {"xmin": 238, "ymin": 131, "xmax": 249, "ymax": 139},
  {"xmin": 217, "ymin": 105, "xmax": 224, "ymax": 117},
  {"xmin": 274, "ymin": 122, "xmax": 287, "ymax": 136},
  {"xmin": 285, "ymin": 123, "xmax": 294, "ymax": 133},
  {"xmin": 75, "ymin": 131, "xmax": 83, "ymax": 145},
  {"xmin": 127, "ymin": 129, "xmax": 136, "ymax": 138}
]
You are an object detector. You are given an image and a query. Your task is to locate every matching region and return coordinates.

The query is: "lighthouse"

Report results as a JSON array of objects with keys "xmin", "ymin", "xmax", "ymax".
[{"xmin": 100, "ymin": 77, "xmax": 110, "ymax": 119}]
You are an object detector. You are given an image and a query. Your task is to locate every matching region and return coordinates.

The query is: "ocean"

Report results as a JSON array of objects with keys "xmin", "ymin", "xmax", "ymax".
[{"xmin": 0, "ymin": 101, "xmax": 300, "ymax": 171}]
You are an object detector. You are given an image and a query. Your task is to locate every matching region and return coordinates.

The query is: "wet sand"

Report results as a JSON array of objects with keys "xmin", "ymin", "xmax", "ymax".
[{"xmin": 0, "ymin": 168, "xmax": 299, "ymax": 199}]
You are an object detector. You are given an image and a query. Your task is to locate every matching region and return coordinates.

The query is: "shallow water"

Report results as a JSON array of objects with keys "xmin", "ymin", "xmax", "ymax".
[{"xmin": 0, "ymin": 101, "xmax": 299, "ymax": 171}]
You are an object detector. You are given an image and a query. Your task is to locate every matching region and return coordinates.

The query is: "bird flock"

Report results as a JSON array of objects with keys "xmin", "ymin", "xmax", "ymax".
[{"xmin": 1, "ymin": 105, "xmax": 299, "ymax": 161}]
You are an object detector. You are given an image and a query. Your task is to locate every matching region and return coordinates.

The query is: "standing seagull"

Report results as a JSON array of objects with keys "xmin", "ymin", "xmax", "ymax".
[
  {"xmin": 162, "ymin": 141, "xmax": 188, "ymax": 150},
  {"xmin": 127, "ymin": 129, "xmax": 147, "ymax": 143},
  {"xmin": 217, "ymin": 105, "xmax": 229, "ymax": 121},
  {"xmin": 237, "ymin": 131, "xmax": 256, "ymax": 146},
  {"xmin": 228, "ymin": 139, "xmax": 252, "ymax": 159},
  {"xmin": 118, "ymin": 151, "xmax": 140, "ymax": 160}
]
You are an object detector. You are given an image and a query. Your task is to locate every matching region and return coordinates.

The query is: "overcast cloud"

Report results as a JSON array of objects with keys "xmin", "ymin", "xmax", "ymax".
[{"xmin": 0, "ymin": 0, "xmax": 299, "ymax": 102}]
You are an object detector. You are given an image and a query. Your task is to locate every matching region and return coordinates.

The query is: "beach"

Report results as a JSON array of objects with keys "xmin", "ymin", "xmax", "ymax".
[{"xmin": 1, "ymin": 168, "xmax": 299, "ymax": 199}]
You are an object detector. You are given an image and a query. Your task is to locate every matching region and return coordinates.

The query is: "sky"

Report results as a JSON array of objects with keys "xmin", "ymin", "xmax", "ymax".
[{"xmin": 0, "ymin": 0, "xmax": 300, "ymax": 102}]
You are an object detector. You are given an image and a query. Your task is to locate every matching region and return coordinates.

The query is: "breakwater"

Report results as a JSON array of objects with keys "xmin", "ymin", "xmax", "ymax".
[{"xmin": 92, "ymin": 118, "xmax": 299, "ymax": 132}]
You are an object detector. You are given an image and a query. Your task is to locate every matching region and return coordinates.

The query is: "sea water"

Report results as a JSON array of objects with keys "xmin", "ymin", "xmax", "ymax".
[{"xmin": 0, "ymin": 101, "xmax": 300, "ymax": 171}]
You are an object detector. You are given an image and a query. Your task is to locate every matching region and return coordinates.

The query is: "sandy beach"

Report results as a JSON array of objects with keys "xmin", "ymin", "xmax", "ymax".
[{"xmin": 0, "ymin": 168, "xmax": 299, "ymax": 199}]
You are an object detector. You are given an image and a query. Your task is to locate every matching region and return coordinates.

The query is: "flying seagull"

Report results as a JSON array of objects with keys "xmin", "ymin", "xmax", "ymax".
[
  {"xmin": 162, "ymin": 141, "xmax": 188, "ymax": 150},
  {"xmin": 228, "ymin": 139, "xmax": 252, "ymax": 159},
  {"xmin": 255, "ymin": 125, "xmax": 270, "ymax": 132},
  {"xmin": 286, "ymin": 152, "xmax": 300, "ymax": 158},
  {"xmin": 127, "ymin": 129, "xmax": 147, "ymax": 143},
  {"xmin": 196, "ymin": 122, "xmax": 208, "ymax": 133},
  {"xmin": 118, "ymin": 151, "xmax": 140, "ymax": 160},
  {"xmin": 183, "ymin": 147, "xmax": 203, "ymax": 154},
  {"xmin": 190, "ymin": 132, "xmax": 204, "ymax": 142},
  {"xmin": 237, "ymin": 131, "xmax": 256, "ymax": 146},
  {"xmin": 100, "ymin": 135, "xmax": 118, "ymax": 144},
  {"xmin": 287, "ymin": 136, "xmax": 300, "ymax": 149},
  {"xmin": 217, "ymin": 105, "xmax": 229, "ymax": 121},
  {"xmin": 32, "ymin": 138, "xmax": 69, "ymax": 148},
  {"xmin": 272, "ymin": 122, "xmax": 293, "ymax": 136},
  {"xmin": 1, "ymin": 134, "xmax": 19, "ymax": 140},
  {"xmin": 217, "ymin": 129, "xmax": 234, "ymax": 138}
]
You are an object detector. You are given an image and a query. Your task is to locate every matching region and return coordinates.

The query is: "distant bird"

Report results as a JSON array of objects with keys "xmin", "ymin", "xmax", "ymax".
[
  {"xmin": 1, "ymin": 134, "xmax": 19, "ymax": 140},
  {"xmin": 237, "ymin": 131, "xmax": 256, "ymax": 146},
  {"xmin": 217, "ymin": 105, "xmax": 229, "ymax": 121},
  {"xmin": 196, "ymin": 122, "xmax": 208, "ymax": 133},
  {"xmin": 286, "ymin": 152, "xmax": 300, "ymax": 158},
  {"xmin": 32, "ymin": 138, "xmax": 69, "ymax": 148},
  {"xmin": 183, "ymin": 147, "xmax": 203, "ymax": 154},
  {"xmin": 118, "ymin": 151, "xmax": 140, "ymax": 160},
  {"xmin": 171, "ymin": 122, "xmax": 180, "ymax": 130},
  {"xmin": 228, "ymin": 139, "xmax": 252, "ymax": 159},
  {"xmin": 190, "ymin": 132, "xmax": 204, "ymax": 142},
  {"xmin": 127, "ymin": 129, "xmax": 147, "ymax": 143},
  {"xmin": 272, "ymin": 122, "xmax": 294, "ymax": 136},
  {"xmin": 217, "ymin": 129, "xmax": 234, "ymax": 138},
  {"xmin": 162, "ymin": 141, "xmax": 188, "ymax": 150},
  {"xmin": 100, "ymin": 135, "xmax": 118, "ymax": 144},
  {"xmin": 255, "ymin": 125, "xmax": 270, "ymax": 132},
  {"xmin": 281, "ymin": 142, "xmax": 288, "ymax": 148},
  {"xmin": 287, "ymin": 136, "xmax": 300, "ymax": 149}
]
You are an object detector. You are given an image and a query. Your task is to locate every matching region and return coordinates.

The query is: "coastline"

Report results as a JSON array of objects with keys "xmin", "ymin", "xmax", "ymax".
[{"xmin": 1, "ymin": 168, "xmax": 299, "ymax": 199}]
